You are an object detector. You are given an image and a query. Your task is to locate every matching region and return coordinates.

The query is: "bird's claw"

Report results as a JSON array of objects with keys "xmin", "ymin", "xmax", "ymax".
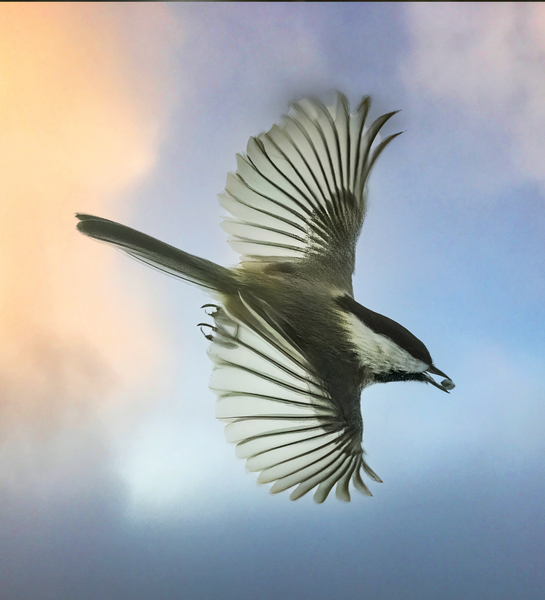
[{"xmin": 197, "ymin": 322, "xmax": 215, "ymax": 341}]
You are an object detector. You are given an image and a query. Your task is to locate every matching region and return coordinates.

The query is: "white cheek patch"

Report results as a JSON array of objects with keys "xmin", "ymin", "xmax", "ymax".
[{"xmin": 339, "ymin": 311, "xmax": 428, "ymax": 374}]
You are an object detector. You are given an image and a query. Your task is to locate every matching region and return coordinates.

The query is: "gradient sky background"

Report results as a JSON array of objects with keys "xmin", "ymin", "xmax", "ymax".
[{"xmin": 1, "ymin": 3, "xmax": 544, "ymax": 599}]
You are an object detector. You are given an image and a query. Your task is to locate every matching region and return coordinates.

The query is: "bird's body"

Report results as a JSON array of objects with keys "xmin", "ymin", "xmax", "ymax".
[{"xmin": 77, "ymin": 93, "xmax": 454, "ymax": 502}]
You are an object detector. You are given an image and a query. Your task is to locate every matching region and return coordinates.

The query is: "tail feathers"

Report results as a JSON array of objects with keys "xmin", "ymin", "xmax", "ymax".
[{"xmin": 76, "ymin": 214, "xmax": 238, "ymax": 294}]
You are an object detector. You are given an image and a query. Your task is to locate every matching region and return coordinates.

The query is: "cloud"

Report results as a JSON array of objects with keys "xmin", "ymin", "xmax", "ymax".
[
  {"xmin": 402, "ymin": 3, "xmax": 545, "ymax": 185},
  {"xmin": 0, "ymin": 4, "xmax": 182, "ymax": 499},
  {"xmin": 175, "ymin": 3, "xmax": 329, "ymax": 111}
]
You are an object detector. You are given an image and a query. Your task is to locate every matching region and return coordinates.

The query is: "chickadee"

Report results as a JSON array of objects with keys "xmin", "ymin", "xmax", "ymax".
[{"xmin": 76, "ymin": 93, "xmax": 454, "ymax": 503}]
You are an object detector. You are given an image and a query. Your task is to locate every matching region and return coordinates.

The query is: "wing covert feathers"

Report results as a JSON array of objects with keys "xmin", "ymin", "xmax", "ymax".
[
  {"xmin": 220, "ymin": 93, "xmax": 401, "ymax": 289},
  {"xmin": 205, "ymin": 299, "xmax": 381, "ymax": 502}
]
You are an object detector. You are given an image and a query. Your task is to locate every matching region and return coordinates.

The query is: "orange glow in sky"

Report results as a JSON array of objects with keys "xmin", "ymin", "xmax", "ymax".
[{"xmin": 0, "ymin": 3, "xmax": 180, "ymax": 494}]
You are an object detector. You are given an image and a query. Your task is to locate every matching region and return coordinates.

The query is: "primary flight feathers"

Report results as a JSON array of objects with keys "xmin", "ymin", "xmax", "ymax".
[
  {"xmin": 206, "ymin": 298, "xmax": 382, "ymax": 503},
  {"xmin": 220, "ymin": 93, "xmax": 400, "ymax": 292}
]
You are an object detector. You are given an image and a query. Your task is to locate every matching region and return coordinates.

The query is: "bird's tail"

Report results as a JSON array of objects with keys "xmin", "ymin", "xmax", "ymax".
[{"xmin": 76, "ymin": 214, "xmax": 238, "ymax": 294}]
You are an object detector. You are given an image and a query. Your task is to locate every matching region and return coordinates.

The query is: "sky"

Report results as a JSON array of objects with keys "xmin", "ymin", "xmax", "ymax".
[{"xmin": 1, "ymin": 3, "xmax": 544, "ymax": 599}]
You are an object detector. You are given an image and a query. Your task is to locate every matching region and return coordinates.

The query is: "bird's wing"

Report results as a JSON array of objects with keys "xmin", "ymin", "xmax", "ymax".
[
  {"xmin": 204, "ymin": 295, "xmax": 382, "ymax": 503},
  {"xmin": 220, "ymin": 93, "xmax": 401, "ymax": 293}
]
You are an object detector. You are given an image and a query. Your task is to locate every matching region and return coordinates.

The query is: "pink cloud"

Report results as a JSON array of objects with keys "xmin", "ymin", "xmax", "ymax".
[{"xmin": 402, "ymin": 3, "xmax": 545, "ymax": 183}]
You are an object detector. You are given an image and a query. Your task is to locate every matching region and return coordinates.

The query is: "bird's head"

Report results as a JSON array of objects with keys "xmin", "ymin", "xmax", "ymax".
[{"xmin": 336, "ymin": 295, "xmax": 455, "ymax": 393}]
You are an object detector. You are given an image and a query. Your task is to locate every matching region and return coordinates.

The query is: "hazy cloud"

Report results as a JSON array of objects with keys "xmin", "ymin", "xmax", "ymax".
[{"xmin": 402, "ymin": 3, "xmax": 545, "ymax": 185}]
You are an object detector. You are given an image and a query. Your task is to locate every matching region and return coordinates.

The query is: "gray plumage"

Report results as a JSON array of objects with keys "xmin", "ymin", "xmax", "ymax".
[{"xmin": 76, "ymin": 93, "xmax": 454, "ymax": 502}]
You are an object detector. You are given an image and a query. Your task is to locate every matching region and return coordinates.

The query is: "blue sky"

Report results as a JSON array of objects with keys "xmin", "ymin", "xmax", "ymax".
[{"xmin": 1, "ymin": 3, "xmax": 544, "ymax": 599}]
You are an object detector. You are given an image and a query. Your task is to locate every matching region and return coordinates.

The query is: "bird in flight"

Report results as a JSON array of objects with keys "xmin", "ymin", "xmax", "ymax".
[{"xmin": 76, "ymin": 93, "xmax": 454, "ymax": 503}]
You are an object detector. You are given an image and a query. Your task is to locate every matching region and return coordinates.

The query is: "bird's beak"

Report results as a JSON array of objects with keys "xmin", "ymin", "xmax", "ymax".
[{"xmin": 423, "ymin": 365, "xmax": 455, "ymax": 393}]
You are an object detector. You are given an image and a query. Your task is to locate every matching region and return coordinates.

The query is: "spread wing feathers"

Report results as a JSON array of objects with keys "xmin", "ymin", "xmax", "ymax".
[
  {"xmin": 219, "ymin": 93, "xmax": 401, "ymax": 278},
  {"xmin": 204, "ymin": 296, "xmax": 382, "ymax": 502}
]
